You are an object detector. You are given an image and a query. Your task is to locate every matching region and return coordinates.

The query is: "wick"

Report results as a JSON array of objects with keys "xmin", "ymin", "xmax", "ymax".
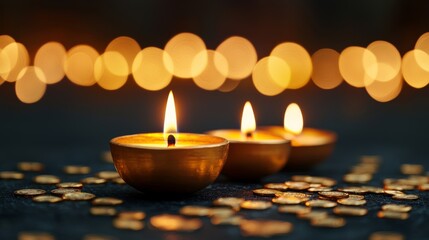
[
  {"xmin": 245, "ymin": 132, "xmax": 253, "ymax": 139},
  {"xmin": 167, "ymin": 134, "xmax": 176, "ymax": 147}
]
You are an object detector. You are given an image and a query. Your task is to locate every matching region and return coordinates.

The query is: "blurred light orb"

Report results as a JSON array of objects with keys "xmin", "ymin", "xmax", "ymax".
[
  {"xmin": 0, "ymin": 49, "xmax": 11, "ymax": 77},
  {"xmin": 94, "ymin": 52, "xmax": 128, "ymax": 90},
  {"xmin": 218, "ymin": 79, "xmax": 241, "ymax": 92},
  {"xmin": 402, "ymin": 49, "xmax": 429, "ymax": 89},
  {"xmin": 101, "ymin": 51, "xmax": 129, "ymax": 77},
  {"xmin": 311, "ymin": 48, "xmax": 343, "ymax": 89},
  {"xmin": 252, "ymin": 56, "xmax": 290, "ymax": 96},
  {"xmin": 106, "ymin": 36, "xmax": 141, "ymax": 74},
  {"xmin": 132, "ymin": 47, "xmax": 173, "ymax": 91},
  {"xmin": 270, "ymin": 42, "xmax": 312, "ymax": 89},
  {"xmin": 216, "ymin": 36, "xmax": 257, "ymax": 80},
  {"xmin": 2, "ymin": 42, "xmax": 30, "ymax": 82},
  {"xmin": 0, "ymin": 35, "xmax": 15, "ymax": 49},
  {"xmin": 365, "ymin": 64, "xmax": 403, "ymax": 102},
  {"xmin": 15, "ymin": 66, "xmax": 47, "ymax": 104},
  {"xmin": 339, "ymin": 46, "xmax": 377, "ymax": 88},
  {"xmin": 367, "ymin": 41, "xmax": 401, "ymax": 82},
  {"xmin": 65, "ymin": 45, "xmax": 99, "ymax": 86},
  {"xmin": 34, "ymin": 41, "xmax": 66, "ymax": 84},
  {"xmin": 164, "ymin": 32, "xmax": 207, "ymax": 79},
  {"xmin": 192, "ymin": 50, "xmax": 228, "ymax": 90}
]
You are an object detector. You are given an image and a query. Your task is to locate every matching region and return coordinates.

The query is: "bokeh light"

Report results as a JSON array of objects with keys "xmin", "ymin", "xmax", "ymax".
[
  {"xmin": 64, "ymin": 45, "xmax": 99, "ymax": 86},
  {"xmin": 270, "ymin": 42, "xmax": 312, "ymax": 89},
  {"xmin": 15, "ymin": 66, "xmax": 47, "ymax": 104},
  {"xmin": 2, "ymin": 42, "xmax": 30, "ymax": 82},
  {"xmin": 0, "ymin": 49, "xmax": 11, "ymax": 80},
  {"xmin": 218, "ymin": 79, "xmax": 241, "ymax": 92},
  {"xmin": 94, "ymin": 52, "xmax": 128, "ymax": 90},
  {"xmin": 192, "ymin": 50, "xmax": 228, "ymax": 90},
  {"xmin": 402, "ymin": 49, "xmax": 429, "ymax": 89},
  {"xmin": 132, "ymin": 47, "xmax": 173, "ymax": 91},
  {"xmin": 365, "ymin": 64, "xmax": 403, "ymax": 102},
  {"xmin": 105, "ymin": 36, "xmax": 141, "ymax": 74},
  {"xmin": 216, "ymin": 36, "xmax": 257, "ymax": 80},
  {"xmin": 164, "ymin": 32, "xmax": 207, "ymax": 79},
  {"xmin": 0, "ymin": 35, "xmax": 15, "ymax": 48},
  {"xmin": 311, "ymin": 48, "xmax": 343, "ymax": 90},
  {"xmin": 367, "ymin": 41, "xmax": 401, "ymax": 82},
  {"xmin": 252, "ymin": 56, "xmax": 291, "ymax": 96},
  {"xmin": 339, "ymin": 46, "xmax": 377, "ymax": 88},
  {"xmin": 34, "ymin": 42, "xmax": 66, "ymax": 84}
]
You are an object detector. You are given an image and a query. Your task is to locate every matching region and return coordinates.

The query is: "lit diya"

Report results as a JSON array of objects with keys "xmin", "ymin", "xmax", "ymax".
[
  {"xmin": 110, "ymin": 91, "xmax": 229, "ymax": 194},
  {"xmin": 207, "ymin": 101, "xmax": 290, "ymax": 180},
  {"xmin": 261, "ymin": 103, "xmax": 336, "ymax": 170}
]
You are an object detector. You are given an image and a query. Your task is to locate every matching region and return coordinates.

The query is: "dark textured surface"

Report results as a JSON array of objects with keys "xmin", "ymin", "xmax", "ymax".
[{"xmin": 1, "ymin": 142, "xmax": 428, "ymax": 240}]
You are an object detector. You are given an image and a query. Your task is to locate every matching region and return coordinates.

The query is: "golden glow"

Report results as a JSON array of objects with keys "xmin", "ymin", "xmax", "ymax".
[
  {"xmin": 339, "ymin": 46, "xmax": 377, "ymax": 88},
  {"xmin": 216, "ymin": 36, "xmax": 257, "ymax": 80},
  {"xmin": 311, "ymin": 48, "xmax": 343, "ymax": 89},
  {"xmin": 283, "ymin": 103, "xmax": 303, "ymax": 135},
  {"xmin": 132, "ymin": 47, "xmax": 173, "ymax": 91},
  {"xmin": 163, "ymin": 91, "xmax": 177, "ymax": 135},
  {"xmin": 34, "ymin": 41, "xmax": 66, "ymax": 84},
  {"xmin": 252, "ymin": 56, "xmax": 290, "ymax": 96},
  {"xmin": 0, "ymin": 49, "xmax": 11, "ymax": 78},
  {"xmin": 367, "ymin": 41, "xmax": 401, "ymax": 82},
  {"xmin": 218, "ymin": 79, "xmax": 240, "ymax": 92},
  {"xmin": 2, "ymin": 42, "xmax": 30, "ymax": 82},
  {"xmin": 164, "ymin": 32, "xmax": 207, "ymax": 78},
  {"xmin": 402, "ymin": 49, "xmax": 429, "ymax": 88},
  {"xmin": 65, "ymin": 45, "xmax": 99, "ymax": 86},
  {"xmin": 192, "ymin": 50, "xmax": 228, "ymax": 90},
  {"xmin": 94, "ymin": 53, "xmax": 128, "ymax": 90},
  {"xmin": 240, "ymin": 101, "xmax": 256, "ymax": 136},
  {"xmin": 270, "ymin": 42, "xmax": 312, "ymax": 89},
  {"xmin": 365, "ymin": 67, "xmax": 402, "ymax": 102},
  {"xmin": 0, "ymin": 35, "xmax": 15, "ymax": 49},
  {"xmin": 106, "ymin": 36, "xmax": 141, "ymax": 73},
  {"xmin": 15, "ymin": 66, "xmax": 46, "ymax": 104}
]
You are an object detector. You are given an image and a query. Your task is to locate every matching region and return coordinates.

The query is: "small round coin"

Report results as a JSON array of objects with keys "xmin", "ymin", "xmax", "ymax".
[
  {"xmin": 96, "ymin": 171, "xmax": 120, "ymax": 180},
  {"xmin": 211, "ymin": 216, "xmax": 242, "ymax": 226},
  {"xmin": 64, "ymin": 165, "xmax": 91, "ymax": 174},
  {"xmin": 392, "ymin": 194, "xmax": 419, "ymax": 200},
  {"xmin": 333, "ymin": 206, "xmax": 368, "ymax": 216},
  {"xmin": 240, "ymin": 219, "xmax": 293, "ymax": 237},
  {"xmin": 253, "ymin": 188, "xmax": 282, "ymax": 197},
  {"xmin": 400, "ymin": 164, "xmax": 424, "ymax": 175},
  {"xmin": 285, "ymin": 181, "xmax": 310, "ymax": 190},
  {"xmin": 319, "ymin": 191, "xmax": 349, "ymax": 199},
  {"xmin": 240, "ymin": 200, "xmax": 272, "ymax": 210},
  {"xmin": 0, "ymin": 171, "xmax": 24, "ymax": 180},
  {"xmin": 343, "ymin": 173, "xmax": 372, "ymax": 183},
  {"xmin": 17, "ymin": 162, "xmax": 44, "ymax": 172},
  {"xmin": 272, "ymin": 196, "xmax": 307, "ymax": 205},
  {"xmin": 337, "ymin": 198, "xmax": 367, "ymax": 206},
  {"xmin": 213, "ymin": 197, "xmax": 244, "ymax": 210},
  {"xmin": 179, "ymin": 205, "xmax": 211, "ymax": 216},
  {"xmin": 305, "ymin": 200, "xmax": 337, "ymax": 208},
  {"xmin": 278, "ymin": 205, "xmax": 311, "ymax": 214},
  {"xmin": 381, "ymin": 204, "xmax": 412, "ymax": 213},
  {"xmin": 33, "ymin": 195, "xmax": 63, "ymax": 203},
  {"xmin": 275, "ymin": 191, "xmax": 311, "ymax": 198},
  {"xmin": 347, "ymin": 194, "xmax": 365, "ymax": 200},
  {"xmin": 308, "ymin": 187, "xmax": 332, "ymax": 192},
  {"xmin": 113, "ymin": 218, "xmax": 144, "ymax": 231},
  {"xmin": 150, "ymin": 214, "xmax": 202, "ymax": 232},
  {"xmin": 311, "ymin": 217, "xmax": 346, "ymax": 228},
  {"xmin": 112, "ymin": 177, "xmax": 126, "ymax": 185},
  {"xmin": 14, "ymin": 189, "xmax": 46, "ymax": 197},
  {"xmin": 337, "ymin": 187, "xmax": 368, "ymax": 194},
  {"xmin": 33, "ymin": 175, "xmax": 60, "ymax": 185},
  {"xmin": 63, "ymin": 192, "xmax": 96, "ymax": 201},
  {"xmin": 56, "ymin": 182, "xmax": 83, "ymax": 189},
  {"xmin": 264, "ymin": 183, "xmax": 288, "ymax": 191},
  {"xmin": 297, "ymin": 210, "xmax": 329, "ymax": 220},
  {"xmin": 369, "ymin": 231, "xmax": 404, "ymax": 240},
  {"xmin": 383, "ymin": 190, "xmax": 404, "ymax": 196},
  {"xmin": 81, "ymin": 177, "xmax": 107, "ymax": 185},
  {"xmin": 118, "ymin": 211, "xmax": 146, "ymax": 220},
  {"xmin": 419, "ymin": 183, "xmax": 429, "ymax": 191},
  {"xmin": 51, "ymin": 188, "xmax": 81, "ymax": 196},
  {"xmin": 90, "ymin": 207, "xmax": 117, "ymax": 216},
  {"xmin": 92, "ymin": 197, "xmax": 123, "ymax": 206},
  {"xmin": 377, "ymin": 210, "xmax": 409, "ymax": 220}
]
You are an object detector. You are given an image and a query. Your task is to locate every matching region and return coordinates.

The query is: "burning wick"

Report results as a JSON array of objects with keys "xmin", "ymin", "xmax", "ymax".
[
  {"xmin": 167, "ymin": 134, "xmax": 176, "ymax": 147},
  {"xmin": 245, "ymin": 132, "xmax": 253, "ymax": 139}
]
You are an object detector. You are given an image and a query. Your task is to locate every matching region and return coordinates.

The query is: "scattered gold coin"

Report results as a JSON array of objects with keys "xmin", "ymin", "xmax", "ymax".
[
  {"xmin": 240, "ymin": 219, "xmax": 293, "ymax": 237},
  {"xmin": 63, "ymin": 165, "xmax": 91, "ymax": 174},
  {"xmin": 291, "ymin": 175, "xmax": 336, "ymax": 187},
  {"xmin": 285, "ymin": 181, "xmax": 310, "ymax": 190},
  {"xmin": 18, "ymin": 232, "xmax": 55, "ymax": 240},
  {"xmin": 272, "ymin": 196, "xmax": 307, "ymax": 205},
  {"xmin": 347, "ymin": 194, "xmax": 365, "ymax": 200},
  {"xmin": 209, "ymin": 208, "xmax": 235, "ymax": 217},
  {"xmin": 400, "ymin": 164, "xmax": 424, "ymax": 175},
  {"xmin": 361, "ymin": 186, "xmax": 384, "ymax": 194},
  {"xmin": 264, "ymin": 183, "xmax": 288, "ymax": 191},
  {"xmin": 17, "ymin": 162, "xmax": 44, "ymax": 172},
  {"xmin": 240, "ymin": 200, "xmax": 272, "ymax": 210},
  {"xmin": 419, "ymin": 183, "xmax": 429, "ymax": 191},
  {"xmin": 56, "ymin": 182, "xmax": 83, "ymax": 189},
  {"xmin": 384, "ymin": 184, "xmax": 414, "ymax": 191},
  {"xmin": 392, "ymin": 194, "xmax": 419, "ymax": 200},
  {"xmin": 278, "ymin": 205, "xmax": 311, "ymax": 214},
  {"xmin": 118, "ymin": 211, "xmax": 146, "ymax": 220},
  {"xmin": 360, "ymin": 155, "xmax": 382, "ymax": 164},
  {"xmin": 81, "ymin": 177, "xmax": 107, "ymax": 185},
  {"xmin": 307, "ymin": 187, "xmax": 332, "ymax": 192},
  {"xmin": 51, "ymin": 188, "xmax": 81, "ymax": 196},
  {"xmin": 211, "ymin": 216, "xmax": 242, "ymax": 226},
  {"xmin": 252, "ymin": 188, "xmax": 281, "ymax": 197},
  {"xmin": 90, "ymin": 207, "xmax": 117, "ymax": 216},
  {"xmin": 113, "ymin": 218, "xmax": 144, "ymax": 231},
  {"xmin": 150, "ymin": 214, "xmax": 202, "ymax": 232},
  {"xmin": 318, "ymin": 191, "xmax": 349, "ymax": 199},
  {"xmin": 14, "ymin": 189, "xmax": 46, "ymax": 197},
  {"xmin": 337, "ymin": 187, "xmax": 368, "ymax": 194},
  {"xmin": 297, "ymin": 210, "xmax": 329, "ymax": 220},
  {"xmin": 179, "ymin": 205, "xmax": 211, "ymax": 216},
  {"xmin": 311, "ymin": 217, "xmax": 346, "ymax": 228},
  {"xmin": 33, "ymin": 175, "xmax": 60, "ymax": 185},
  {"xmin": 33, "ymin": 195, "xmax": 63, "ymax": 203},
  {"xmin": 343, "ymin": 173, "xmax": 372, "ymax": 183},
  {"xmin": 383, "ymin": 190, "xmax": 404, "ymax": 196},
  {"xmin": 96, "ymin": 171, "xmax": 120, "ymax": 180},
  {"xmin": 369, "ymin": 231, "xmax": 404, "ymax": 240},
  {"xmin": 377, "ymin": 210, "xmax": 409, "ymax": 220},
  {"xmin": 213, "ymin": 197, "xmax": 244, "ymax": 210},
  {"xmin": 337, "ymin": 198, "xmax": 367, "ymax": 206},
  {"xmin": 333, "ymin": 206, "xmax": 368, "ymax": 216},
  {"xmin": 112, "ymin": 178, "xmax": 126, "ymax": 185},
  {"xmin": 305, "ymin": 200, "xmax": 337, "ymax": 208},
  {"xmin": 381, "ymin": 204, "xmax": 412, "ymax": 212},
  {"xmin": 275, "ymin": 191, "xmax": 311, "ymax": 199},
  {"xmin": 92, "ymin": 197, "xmax": 123, "ymax": 206},
  {"xmin": 0, "ymin": 171, "xmax": 24, "ymax": 180},
  {"xmin": 63, "ymin": 192, "xmax": 96, "ymax": 201}
]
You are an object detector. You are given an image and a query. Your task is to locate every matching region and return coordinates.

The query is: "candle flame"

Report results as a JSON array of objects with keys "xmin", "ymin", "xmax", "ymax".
[
  {"xmin": 284, "ymin": 103, "xmax": 303, "ymax": 135},
  {"xmin": 163, "ymin": 91, "xmax": 177, "ymax": 138},
  {"xmin": 241, "ymin": 101, "xmax": 256, "ymax": 137}
]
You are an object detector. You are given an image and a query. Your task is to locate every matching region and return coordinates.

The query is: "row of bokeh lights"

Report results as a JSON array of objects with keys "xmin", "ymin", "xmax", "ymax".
[{"xmin": 1, "ymin": 32, "xmax": 429, "ymax": 104}]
